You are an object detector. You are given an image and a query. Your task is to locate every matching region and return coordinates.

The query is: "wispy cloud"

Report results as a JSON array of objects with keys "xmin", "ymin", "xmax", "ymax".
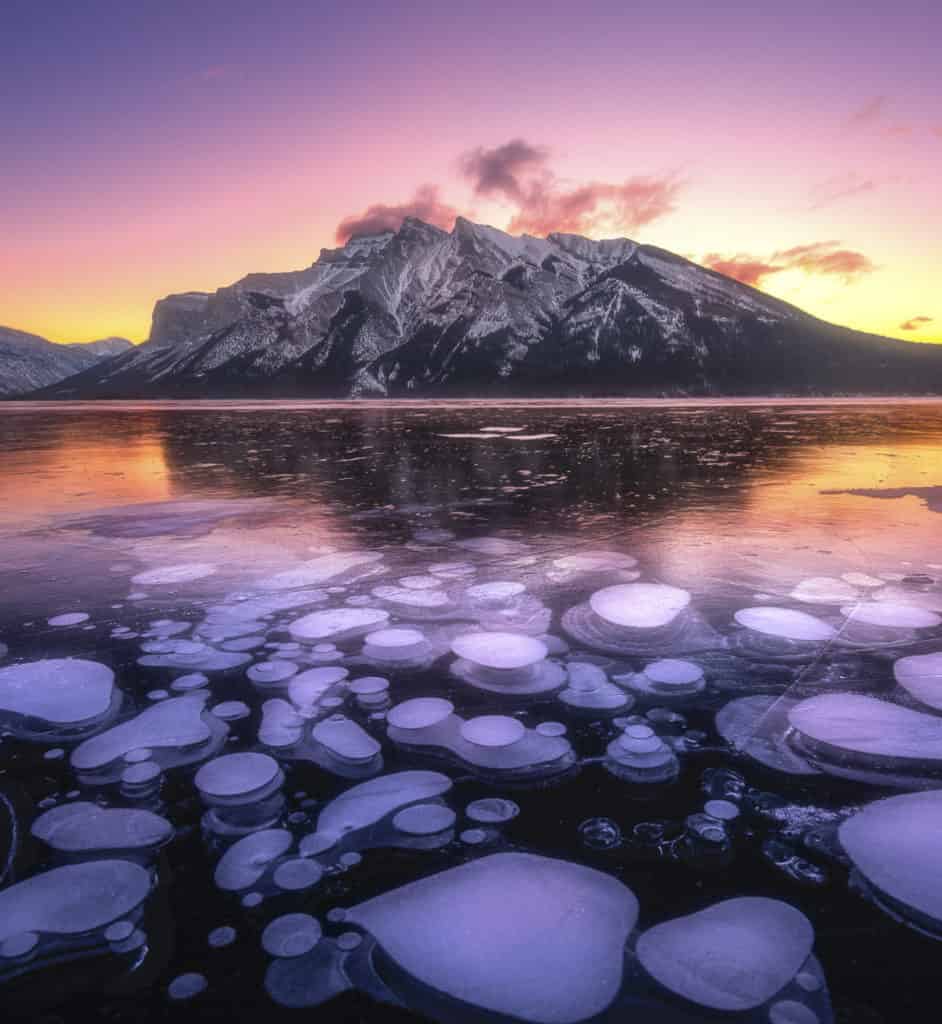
[
  {"xmin": 808, "ymin": 172, "xmax": 880, "ymax": 209},
  {"xmin": 335, "ymin": 185, "xmax": 459, "ymax": 243},
  {"xmin": 703, "ymin": 241, "xmax": 876, "ymax": 287},
  {"xmin": 900, "ymin": 315, "xmax": 934, "ymax": 331},
  {"xmin": 460, "ymin": 139, "xmax": 549, "ymax": 201}
]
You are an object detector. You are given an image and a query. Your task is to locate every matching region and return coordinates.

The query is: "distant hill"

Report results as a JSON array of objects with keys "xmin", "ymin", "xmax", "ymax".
[{"xmin": 0, "ymin": 327, "xmax": 132, "ymax": 396}]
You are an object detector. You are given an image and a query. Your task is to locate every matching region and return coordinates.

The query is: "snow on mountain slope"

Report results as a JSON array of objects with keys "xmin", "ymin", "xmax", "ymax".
[
  {"xmin": 29, "ymin": 219, "xmax": 942, "ymax": 398},
  {"xmin": 0, "ymin": 327, "xmax": 132, "ymax": 396}
]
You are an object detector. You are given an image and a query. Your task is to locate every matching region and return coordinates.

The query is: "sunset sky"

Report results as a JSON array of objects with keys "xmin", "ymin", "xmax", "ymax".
[{"xmin": 2, "ymin": 0, "xmax": 939, "ymax": 346}]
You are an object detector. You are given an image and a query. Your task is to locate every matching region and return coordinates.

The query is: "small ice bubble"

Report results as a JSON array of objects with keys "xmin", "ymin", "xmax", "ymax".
[
  {"xmin": 590, "ymin": 583, "xmax": 691, "ymax": 630},
  {"xmin": 262, "ymin": 913, "xmax": 322, "ymax": 958},
  {"xmin": 465, "ymin": 798, "xmax": 520, "ymax": 824},
  {"xmin": 387, "ymin": 698, "xmax": 454, "ymax": 730},
  {"xmin": 167, "ymin": 972, "xmax": 208, "ymax": 1000},
  {"xmin": 336, "ymin": 931, "xmax": 362, "ymax": 950},
  {"xmin": 392, "ymin": 803, "xmax": 457, "ymax": 836},
  {"xmin": 459, "ymin": 716, "xmax": 526, "ymax": 748},
  {"xmin": 273, "ymin": 859, "xmax": 323, "ymax": 891},
  {"xmin": 578, "ymin": 817, "xmax": 622, "ymax": 850},
  {"xmin": 769, "ymin": 1001, "xmax": 819, "ymax": 1024},
  {"xmin": 133, "ymin": 563, "xmax": 216, "ymax": 585},
  {"xmin": 208, "ymin": 925, "xmax": 237, "ymax": 948},
  {"xmin": 47, "ymin": 612, "xmax": 90, "ymax": 627}
]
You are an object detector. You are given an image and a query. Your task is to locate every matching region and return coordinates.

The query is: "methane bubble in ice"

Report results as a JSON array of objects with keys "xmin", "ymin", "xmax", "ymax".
[
  {"xmin": 392, "ymin": 803, "xmax": 457, "ymax": 836},
  {"xmin": 590, "ymin": 583, "xmax": 691, "ymax": 630},
  {"xmin": 362, "ymin": 627, "xmax": 430, "ymax": 664},
  {"xmin": 247, "ymin": 659, "xmax": 299, "ymax": 689},
  {"xmin": 605, "ymin": 723, "xmax": 679, "ymax": 783},
  {"xmin": 259, "ymin": 552, "xmax": 383, "ymax": 591},
  {"xmin": 552, "ymin": 551, "xmax": 638, "ymax": 574},
  {"xmin": 167, "ymin": 972, "xmax": 208, "ymax": 1000},
  {"xmin": 838, "ymin": 601, "xmax": 942, "ymax": 645},
  {"xmin": 195, "ymin": 752, "xmax": 283, "ymax": 804},
  {"xmin": 615, "ymin": 658, "xmax": 704, "ymax": 699},
  {"xmin": 450, "ymin": 632, "xmax": 565, "ymax": 695},
  {"xmin": 208, "ymin": 925, "xmax": 237, "ymax": 948},
  {"xmin": 790, "ymin": 577, "xmax": 859, "ymax": 605},
  {"xmin": 288, "ymin": 666, "xmax": 349, "ymax": 714},
  {"xmin": 72, "ymin": 695, "xmax": 227, "ymax": 781},
  {"xmin": 289, "ymin": 607, "xmax": 389, "ymax": 642},
  {"xmin": 465, "ymin": 797, "xmax": 520, "ymax": 824},
  {"xmin": 31, "ymin": 802, "xmax": 172, "ymax": 854},
  {"xmin": 214, "ymin": 829, "xmax": 294, "ymax": 891},
  {"xmin": 387, "ymin": 698, "xmax": 454, "ymax": 730},
  {"xmin": 262, "ymin": 913, "xmax": 322, "ymax": 958},
  {"xmin": 715, "ymin": 696, "xmax": 818, "ymax": 776},
  {"xmin": 273, "ymin": 859, "xmax": 323, "ymax": 891},
  {"xmin": 47, "ymin": 612, "xmax": 90, "ymax": 627},
  {"xmin": 309, "ymin": 715, "xmax": 382, "ymax": 767},
  {"xmin": 132, "ymin": 563, "xmax": 216, "ymax": 585},
  {"xmin": 559, "ymin": 661, "xmax": 633, "ymax": 713},
  {"xmin": 635, "ymin": 896, "xmax": 814, "ymax": 1011},
  {"xmin": 0, "ymin": 658, "xmax": 116, "ymax": 737},
  {"xmin": 460, "ymin": 715, "xmax": 526, "ymax": 748},
  {"xmin": 457, "ymin": 537, "xmax": 529, "ymax": 557},
  {"xmin": 839, "ymin": 790, "xmax": 942, "ymax": 933},
  {"xmin": 893, "ymin": 652, "xmax": 942, "ymax": 710},
  {"xmin": 465, "ymin": 581, "xmax": 527, "ymax": 605},
  {"xmin": 0, "ymin": 860, "xmax": 151, "ymax": 945},
  {"xmin": 734, "ymin": 607, "xmax": 835, "ymax": 643},
  {"xmin": 788, "ymin": 693, "xmax": 942, "ymax": 773},
  {"xmin": 346, "ymin": 852, "xmax": 638, "ymax": 1024}
]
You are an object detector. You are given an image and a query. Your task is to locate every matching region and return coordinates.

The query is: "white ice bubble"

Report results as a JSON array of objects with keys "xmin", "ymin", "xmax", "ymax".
[
  {"xmin": 459, "ymin": 715, "xmax": 526, "ymax": 748},
  {"xmin": 247, "ymin": 660, "xmax": 299, "ymax": 687},
  {"xmin": 465, "ymin": 581, "xmax": 527, "ymax": 604},
  {"xmin": 289, "ymin": 607, "xmax": 389, "ymax": 642},
  {"xmin": 734, "ymin": 607, "xmax": 835, "ymax": 642},
  {"xmin": 451, "ymin": 632, "xmax": 547, "ymax": 670},
  {"xmin": 167, "ymin": 972, "xmax": 208, "ymax": 1000},
  {"xmin": 262, "ymin": 913, "xmax": 322, "ymax": 958},
  {"xmin": 214, "ymin": 829, "xmax": 293, "ymax": 891},
  {"xmin": 347, "ymin": 853, "xmax": 638, "ymax": 1024},
  {"xmin": 457, "ymin": 537, "xmax": 529, "ymax": 557},
  {"xmin": 259, "ymin": 552, "xmax": 383, "ymax": 591},
  {"xmin": 195, "ymin": 752, "xmax": 282, "ymax": 804},
  {"xmin": 465, "ymin": 797, "xmax": 519, "ymax": 824},
  {"xmin": 894, "ymin": 652, "xmax": 942, "ymax": 710},
  {"xmin": 839, "ymin": 602, "xmax": 941, "ymax": 630},
  {"xmin": 636, "ymin": 897, "xmax": 814, "ymax": 1011},
  {"xmin": 273, "ymin": 859, "xmax": 323, "ymax": 892},
  {"xmin": 590, "ymin": 583, "xmax": 691, "ymax": 630},
  {"xmin": 790, "ymin": 577, "xmax": 859, "ymax": 605},
  {"xmin": 132, "ymin": 563, "xmax": 216, "ymax": 585},
  {"xmin": 552, "ymin": 551, "xmax": 638, "ymax": 573},
  {"xmin": 47, "ymin": 612, "xmax": 90, "ymax": 627},
  {"xmin": 31, "ymin": 802, "xmax": 172, "ymax": 853},
  {"xmin": 387, "ymin": 697, "xmax": 454, "ymax": 730},
  {"xmin": 310, "ymin": 715, "xmax": 381, "ymax": 765},
  {"xmin": 0, "ymin": 658, "xmax": 114, "ymax": 728},
  {"xmin": 392, "ymin": 803, "xmax": 456, "ymax": 836},
  {"xmin": 362, "ymin": 627, "xmax": 428, "ymax": 661},
  {"xmin": 288, "ymin": 666, "xmax": 349, "ymax": 712}
]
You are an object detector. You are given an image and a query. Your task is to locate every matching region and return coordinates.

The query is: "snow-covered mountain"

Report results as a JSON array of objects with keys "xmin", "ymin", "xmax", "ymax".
[
  {"xmin": 0, "ymin": 327, "xmax": 133, "ymax": 396},
  {"xmin": 31, "ymin": 218, "xmax": 942, "ymax": 397}
]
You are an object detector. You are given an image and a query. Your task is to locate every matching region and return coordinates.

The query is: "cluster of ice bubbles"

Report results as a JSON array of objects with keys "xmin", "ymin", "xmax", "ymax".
[{"xmin": 2, "ymin": 536, "xmax": 942, "ymax": 1019}]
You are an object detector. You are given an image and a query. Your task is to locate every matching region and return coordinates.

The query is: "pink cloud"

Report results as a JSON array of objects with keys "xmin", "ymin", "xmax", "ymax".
[
  {"xmin": 701, "ymin": 254, "xmax": 782, "ymax": 287},
  {"xmin": 900, "ymin": 315, "xmax": 934, "ymax": 331},
  {"xmin": 334, "ymin": 185, "xmax": 459, "ymax": 243},
  {"xmin": 703, "ymin": 241, "xmax": 876, "ymax": 288}
]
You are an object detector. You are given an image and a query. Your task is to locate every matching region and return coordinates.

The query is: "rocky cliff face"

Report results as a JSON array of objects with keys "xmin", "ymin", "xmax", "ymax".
[{"xmin": 31, "ymin": 219, "xmax": 942, "ymax": 397}]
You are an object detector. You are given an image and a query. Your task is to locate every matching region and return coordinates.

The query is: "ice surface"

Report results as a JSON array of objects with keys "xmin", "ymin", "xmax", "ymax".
[
  {"xmin": 636, "ymin": 896, "xmax": 814, "ymax": 1011},
  {"xmin": 734, "ymin": 607, "xmax": 835, "ymax": 642},
  {"xmin": 131, "ymin": 563, "xmax": 216, "ymax": 585},
  {"xmin": 894, "ymin": 652, "xmax": 942, "ymax": 710},
  {"xmin": 0, "ymin": 658, "xmax": 114, "ymax": 726},
  {"xmin": 589, "ymin": 583, "xmax": 691, "ymax": 629},
  {"xmin": 346, "ymin": 852, "xmax": 638, "ymax": 1024},
  {"xmin": 788, "ymin": 693, "xmax": 942, "ymax": 764},
  {"xmin": 31, "ymin": 802, "xmax": 172, "ymax": 853},
  {"xmin": 0, "ymin": 860, "xmax": 151, "ymax": 943},
  {"xmin": 289, "ymin": 606, "xmax": 389, "ymax": 641},
  {"xmin": 839, "ymin": 790, "xmax": 942, "ymax": 928}
]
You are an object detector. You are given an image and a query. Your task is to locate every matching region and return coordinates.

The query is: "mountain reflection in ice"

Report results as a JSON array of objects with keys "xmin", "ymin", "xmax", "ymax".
[{"xmin": 1, "ymin": 399, "xmax": 942, "ymax": 1022}]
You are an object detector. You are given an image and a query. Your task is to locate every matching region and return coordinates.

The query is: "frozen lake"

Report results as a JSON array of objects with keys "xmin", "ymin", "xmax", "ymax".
[{"xmin": 1, "ymin": 399, "xmax": 941, "ymax": 1022}]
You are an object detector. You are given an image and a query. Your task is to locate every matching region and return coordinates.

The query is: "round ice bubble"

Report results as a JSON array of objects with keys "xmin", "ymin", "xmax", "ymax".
[
  {"xmin": 460, "ymin": 715, "xmax": 526, "ymax": 748},
  {"xmin": 589, "ymin": 583, "xmax": 690, "ymax": 629},
  {"xmin": 363, "ymin": 628, "xmax": 427, "ymax": 658},
  {"xmin": 392, "ymin": 803, "xmax": 457, "ymax": 835},
  {"xmin": 289, "ymin": 607, "xmax": 389, "ymax": 641},
  {"xmin": 839, "ymin": 602, "xmax": 941, "ymax": 629},
  {"xmin": 195, "ymin": 752, "xmax": 281, "ymax": 801},
  {"xmin": 247, "ymin": 660, "xmax": 299, "ymax": 686},
  {"xmin": 553, "ymin": 551, "xmax": 638, "ymax": 573},
  {"xmin": 894, "ymin": 652, "xmax": 942, "ymax": 710},
  {"xmin": 47, "ymin": 612, "xmax": 90, "ymax": 627},
  {"xmin": 466, "ymin": 797, "xmax": 520, "ymax": 824},
  {"xmin": 790, "ymin": 577, "xmax": 859, "ymax": 605},
  {"xmin": 387, "ymin": 697, "xmax": 454, "ymax": 730},
  {"xmin": 372, "ymin": 585, "xmax": 451, "ymax": 608},
  {"xmin": 273, "ymin": 859, "xmax": 323, "ymax": 892},
  {"xmin": 643, "ymin": 659, "xmax": 703, "ymax": 687},
  {"xmin": 465, "ymin": 582, "xmax": 526, "ymax": 603},
  {"xmin": 133, "ymin": 563, "xmax": 216, "ymax": 585},
  {"xmin": 397, "ymin": 575, "xmax": 443, "ymax": 590},
  {"xmin": 208, "ymin": 925, "xmax": 237, "ymax": 948},
  {"xmin": 167, "ymin": 972, "xmax": 208, "ymax": 1000},
  {"xmin": 451, "ymin": 632, "xmax": 547, "ymax": 670},
  {"xmin": 262, "ymin": 913, "xmax": 322, "ymax": 958},
  {"xmin": 734, "ymin": 607, "xmax": 836, "ymax": 642}
]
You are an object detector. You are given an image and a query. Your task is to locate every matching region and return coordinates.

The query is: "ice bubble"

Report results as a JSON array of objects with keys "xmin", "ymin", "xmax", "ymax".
[
  {"xmin": 559, "ymin": 662, "xmax": 632, "ymax": 713},
  {"xmin": 348, "ymin": 676, "xmax": 390, "ymax": 697},
  {"xmin": 790, "ymin": 577, "xmax": 859, "ymax": 605},
  {"xmin": 132, "ymin": 563, "xmax": 216, "ymax": 585},
  {"xmin": 459, "ymin": 715, "xmax": 526, "ymax": 748},
  {"xmin": 262, "ymin": 913, "xmax": 322, "ymax": 957},
  {"xmin": 211, "ymin": 700, "xmax": 250, "ymax": 721},
  {"xmin": 636, "ymin": 896, "xmax": 814, "ymax": 1011},
  {"xmin": 208, "ymin": 925, "xmax": 237, "ymax": 948},
  {"xmin": 220, "ymin": 635, "xmax": 266, "ymax": 652},
  {"xmin": 606, "ymin": 725, "xmax": 678, "ymax": 783},
  {"xmin": 195, "ymin": 752, "xmax": 282, "ymax": 805},
  {"xmin": 769, "ymin": 1001, "xmax": 819, "ymax": 1024},
  {"xmin": 167, "ymin": 972, "xmax": 208, "ymax": 1000},
  {"xmin": 465, "ymin": 581, "xmax": 527, "ymax": 604},
  {"xmin": 552, "ymin": 551, "xmax": 638, "ymax": 573},
  {"xmin": 461, "ymin": 828, "xmax": 489, "ymax": 845},
  {"xmin": 465, "ymin": 798, "xmax": 519, "ymax": 824},
  {"xmin": 31, "ymin": 802, "xmax": 172, "ymax": 853},
  {"xmin": 310, "ymin": 715, "xmax": 381, "ymax": 766},
  {"xmin": 842, "ymin": 572, "xmax": 885, "ymax": 589},
  {"xmin": 392, "ymin": 803, "xmax": 456, "ymax": 836},
  {"xmin": 214, "ymin": 829, "xmax": 294, "ymax": 891},
  {"xmin": 47, "ymin": 612, "xmax": 90, "ymax": 627},
  {"xmin": 138, "ymin": 647, "xmax": 251, "ymax": 672},
  {"xmin": 590, "ymin": 583, "xmax": 691, "ymax": 630},
  {"xmin": 372, "ymin": 585, "xmax": 454, "ymax": 616},
  {"xmin": 273, "ymin": 859, "xmax": 323, "ymax": 891},
  {"xmin": 839, "ymin": 790, "xmax": 942, "ymax": 931},
  {"xmin": 788, "ymin": 693, "xmax": 942, "ymax": 767},
  {"xmin": 347, "ymin": 853, "xmax": 638, "ymax": 1024},
  {"xmin": 336, "ymin": 931, "xmax": 362, "ymax": 950},
  {"xmin": 387, "ymin": 697, "xmax": 454, "ymax": 730},
  {"xmin": 289, "ymin": 606, "xmax": 389, "ymax": 642},
  {"xmin": 247, "ymin": 660, "xmax": 299, "ymax": 688},
  {"xmin": 450, "ymin": 631, "xmax": 564, "ymax": 695},
  {"xmin": 840, "ymin": 602, "xmax": 941, "ymax": 630},
  {"xmin": 0, "ymin": 860, "xmax": 151, "ymax": 944},
  {"xmin": 578, "ymin": 817, "xmax": 622, "ymax": 850},
  {"xmin": 309, "ymin": 770, "xmax": 453, "ymax": 849},
  {"xmin": 413, "ymin": 528, "xmax": 456, "ymax": 544},
  {"xmin": 72, "ymin": 695, "xmax": 226, "ymax": 779},
  {"xmin": 170, "ymin": 672, "xmax": 209, "ymax": 692},
  {"xmin": 734, "ymin": 607, "xmax": 836, "ymax": 643},
  {"xmin": 642, "ymin": 658, "xmax": 704, "ymax": 690},
  {"xmin": 704, "ymin": 799, "xmax": 740, "ymax": 821},
  {"xmin": 535, "ymin": 721, "xmax": 567, "ymax": 737},
  {"xmin": 362, "ymin": 627, "xmax": 429, "ymax": 662},
  {"xmin": 259, "ymin": 552, "xmax": 383, "ymax": 591},
  {"xmin": 894, "ymin": 652, "xmax": 942, "ymax": 710},
  {"xmin": 716, "ymin": 695, "xmax": 819, "ymax": 776},
  {"xmin": 0, "ymin": 658, "xmax": 115, "ymax": 730},
  {"xmin": 288, "ymin": 666, "xmax": 349, "ymax": 712},
  {"xmin": 428, "ymin": 560, "xmax": 477, "ymax": 580},
  {"xmin": 397, "ymin": 575, "xmax": 443, "ymax": 590}
]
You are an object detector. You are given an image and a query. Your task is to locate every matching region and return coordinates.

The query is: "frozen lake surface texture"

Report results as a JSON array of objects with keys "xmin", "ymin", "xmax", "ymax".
[{"xmin": 1, "ymin": 398, "xmax": 941, "ymax": 1023}]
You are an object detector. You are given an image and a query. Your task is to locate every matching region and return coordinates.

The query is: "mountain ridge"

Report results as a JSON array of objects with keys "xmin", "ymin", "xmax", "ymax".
[
  {"xmin": 0, "ymin": 327, "xmax": 133, "ymax": 396},
  {"xmin": 20, "ymin": 218, "xmax": 942, "ymax": 398}
]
